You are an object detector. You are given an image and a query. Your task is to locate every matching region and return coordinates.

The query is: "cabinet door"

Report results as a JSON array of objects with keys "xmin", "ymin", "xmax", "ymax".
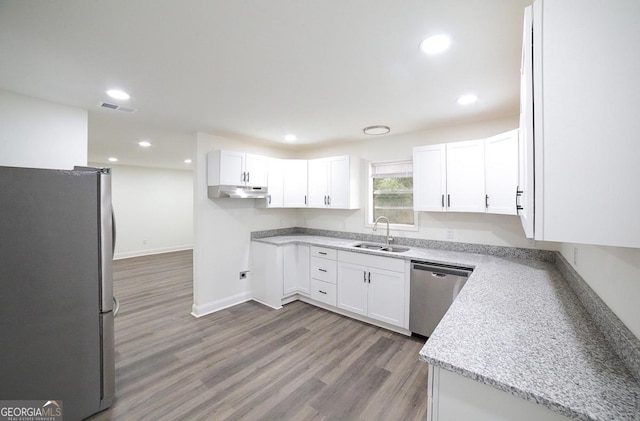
[
  {"xmin": 535, "ymin": 1, "xmax": 640, "ymax": 248},
  {"xmin": 446, "ymin": 140, "xmax": 485, "ymax": 213},
  {"xmin": 328, "ymin": 156, "xmax": 350, "ymax": 209},
  {"xmin": 282, "ymin": 244, "xmax": 298, "ymax": 296},
  {"xmin": 307, "ymin": 158, "xmax": 328, "ymax": 207},
  {"xmin": 245, "ymin": 154, "xmax": 268, "ymax": 187},
  {"xmin": 219, "ymin": 150, "xmax": 245, "ymax": 185},
  {"xmin": 266, "ymin": 158, "xmax": 284, "ymax": 208},
  {"xmin": 485, "ymin": 130, "xmax": 518, "ymax": 215},
  {"xmin": 296, "ymin": 245, "xmax": 310, "ymax": 295},
  {"xmin": 413, "ymin": 144, "xmax": 447, "ymax": 211},
  {"xmin": 518, "ymin": 6, "xmax": 535, "ymax": 238},
  {"xmin": 337, "ymin": 262, "xmax": 367, "ymax": 316},
  {"xmin": 368, "ymin": 267, "xmax": 405, "ymax": 327},
  {"xmin": 283, "ymin": 159, "xmax": 308, "ymax": 207}
]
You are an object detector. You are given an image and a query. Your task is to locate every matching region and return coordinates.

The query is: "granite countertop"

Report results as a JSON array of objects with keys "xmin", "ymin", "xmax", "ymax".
[{"xmin": 253, "ymin": 235, "xmax": 640, "ymax": 421}]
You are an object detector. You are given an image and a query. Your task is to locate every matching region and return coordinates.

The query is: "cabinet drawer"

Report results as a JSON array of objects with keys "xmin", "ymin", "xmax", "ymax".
[
  {"xmin": 311, "ymin": 257, "xmax": 337, "ymax": 284},
  {"xmin": 310, "ymin": 279, "xmax": 337, "ymax": 307},
  {"xmin": 310, "ymin": 246, "xmax": 337, "ymax": 260}
]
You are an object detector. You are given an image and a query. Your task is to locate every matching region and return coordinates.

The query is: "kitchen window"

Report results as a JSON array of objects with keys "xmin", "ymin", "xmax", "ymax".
[{"xmin": 368, "ymin": 160, "xmax": 416, "ymax": 228}]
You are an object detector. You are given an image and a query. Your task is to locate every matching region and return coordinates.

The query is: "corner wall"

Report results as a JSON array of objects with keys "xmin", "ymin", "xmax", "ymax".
[
  {"xmin": 192, "ymin": 133, "xmax": 298, "ymax": 316},
  {"xmin": 0, "ymin": 89, "xmax": 87, "ymax": 169},
  {"xmin": 559, "ymin": 243, "xmax": 640, "ymax": 338}
]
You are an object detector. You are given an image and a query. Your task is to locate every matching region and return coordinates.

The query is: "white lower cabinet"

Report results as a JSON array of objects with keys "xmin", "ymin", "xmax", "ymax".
[
  {"xmin": 283, "ymin": 244, "xmax": 310, "ymax": 296},
  {"xmin": 337, "ymin": 251, "xmax": 406, "ymax": 328},
  {"xmin": 428, "ymin": 366, "xmax": 571, "ymax": 421},
  {"xmin": 309, "ymin": 246, "xmax": 337, "ymax": 306},
  {"xmin": 251, "ymin": 242, "xmax": 409, "ymax": 333}
]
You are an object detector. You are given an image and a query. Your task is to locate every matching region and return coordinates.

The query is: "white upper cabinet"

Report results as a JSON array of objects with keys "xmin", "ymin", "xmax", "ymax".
[
  {"xmin": 244, "ymin": 153, "xmax": 268, "ymax": 187},
  {"xmin": 283, "ymin": 159, "xmax": 308, "ymax": 208},
  {"xmin": 208, "ymin": 150, "xmax": 268, "ymax": 187},
  {"xmin": 484, "ymin": 129, "xmax": 518, "ymax": 215},
  {"xmin": 446, "ymin": 139, "xmax": 485, "ymax": 213},
  {"xmin": 523, "ymin": 0, "xmax": 640, "ymax": 247},
  {"xmin": 413, "ymin": 144, "xmax": 447, "ymax": 211},
  {"xmin": 265, "ymin": 158, "xmax": 284, "ymax": 208},
  {"xmin": 307, "ymin": 155, "xmax": 359, "ymax": 209},
  {"xmin": 307, "ymin": 158, "xmax": 329, "ymax": 207}
]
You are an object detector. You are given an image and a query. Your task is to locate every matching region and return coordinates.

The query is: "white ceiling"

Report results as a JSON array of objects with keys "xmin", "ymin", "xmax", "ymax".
[{"xmin": 0, "ymin": 0, "xmax": 531, "ymax": 169}]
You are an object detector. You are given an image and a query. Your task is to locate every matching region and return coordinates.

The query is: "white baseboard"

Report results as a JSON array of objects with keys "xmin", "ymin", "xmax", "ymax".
[
  {"xmin": 114, "ymin": 244, "xmax": 193, "ymax": 260},
  {"xmin": 191, "ymin": 291, "xmax": 253, "ymax": 318},
  {"xmin": 251, "ymin": 298, "xmax": 283, "ymax": 310}
]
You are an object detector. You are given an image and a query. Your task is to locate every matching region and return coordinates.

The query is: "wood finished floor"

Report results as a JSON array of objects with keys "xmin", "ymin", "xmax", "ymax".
[{"xmin": 89, "ymin": 250, "xmax": 429, "ymax": 421}]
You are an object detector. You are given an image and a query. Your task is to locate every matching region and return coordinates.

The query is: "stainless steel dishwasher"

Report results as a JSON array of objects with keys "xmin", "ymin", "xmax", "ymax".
[{"xmin": 410, "ymin": 261, "xmax": 473, "ymax": 337}]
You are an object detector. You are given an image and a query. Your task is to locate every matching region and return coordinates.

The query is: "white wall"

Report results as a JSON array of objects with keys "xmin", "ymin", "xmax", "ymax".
[
  {"xmin": 102, "ymin": 164, "xmax": 194, "ymax": 259},
  {"xmin": 296, "ymin": 115, "xmax": 557, "ymax": 250},
  {"xmin": 192, "ymin": 133, "xmax": 298, "ymax": 316},
  {"xmin": 559, "ymin": 243, "xmax": 640, "ymax": 338},
  {"xmin": 0, "ymin": 89, "xmax": 87, "ymax": 169}
]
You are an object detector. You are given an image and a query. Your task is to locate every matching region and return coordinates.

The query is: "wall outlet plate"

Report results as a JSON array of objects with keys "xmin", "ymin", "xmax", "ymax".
[{"xmin": 239, "ymin": 271, "xmax": 249, "ymax": 280}]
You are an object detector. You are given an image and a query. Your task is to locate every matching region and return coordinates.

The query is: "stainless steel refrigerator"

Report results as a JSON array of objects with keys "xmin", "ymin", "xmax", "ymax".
[{"xmin": 0, "ymin": 165, "xmax": 116, "ymax": 420}]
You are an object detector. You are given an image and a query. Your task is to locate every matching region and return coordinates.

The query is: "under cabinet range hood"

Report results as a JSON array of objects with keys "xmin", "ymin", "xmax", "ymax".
[{"xmin": 208, "ymin": 185, "xmax": 269, "ymax": 199}]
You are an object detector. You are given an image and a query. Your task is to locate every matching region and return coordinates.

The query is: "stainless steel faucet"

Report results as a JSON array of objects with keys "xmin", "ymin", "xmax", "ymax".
[{"xmin": 373, "ymin": 216, "xmax": 393, "ymax": 245}]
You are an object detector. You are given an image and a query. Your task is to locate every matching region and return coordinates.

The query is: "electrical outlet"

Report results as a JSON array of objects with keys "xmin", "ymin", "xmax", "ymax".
[
  {"xmin": 573, "ymin": 248, "xmax": 578, "ymax": 266},
  {"xmin": 239, "ymin": 271, "xmax": 249, "ymax": 280},
  {"xmin": 446, "ymin": 229, "xmax": 454, "ymax": 240},
  {"xmin": 143, "ymin": 239, "xmax": 147, "ymax": 245}
]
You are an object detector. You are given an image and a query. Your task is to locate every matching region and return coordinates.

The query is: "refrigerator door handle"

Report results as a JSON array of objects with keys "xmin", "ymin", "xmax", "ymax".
[
  {"xmin": 113, "ymin": 296, "xmax": 120, "ymax": 318},
  {"xmin": 111, "ymin": 209, "xmax": 116, "ymax": 255}
]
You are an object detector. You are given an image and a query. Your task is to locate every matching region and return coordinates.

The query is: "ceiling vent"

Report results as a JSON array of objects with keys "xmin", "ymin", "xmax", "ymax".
[{"xmin": 99, "ymin": 102, "xmax": 137, "ymax": 113}]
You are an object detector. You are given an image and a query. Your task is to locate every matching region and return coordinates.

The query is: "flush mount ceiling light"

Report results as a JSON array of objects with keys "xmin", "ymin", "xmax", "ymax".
[
  {"xmin": 106, "ymin": 89, "xmax": 130, "ymax": 100},
  {"xmin": 108, "ymin": 157, "xmax": 118, "ymax": 162},
  {"xmin": 419, "ymin": 34, "xmax": 451, "ymax": 55},
  {"xmin": 456, "ymin": 94, "xmax": 478, "ymax": 105},
  {"xmin": 363, "ymin": 125, "xmax": 391, "ymax": 136},
  {"xmin": 184, "ymin": 159, "xmax": 192, "ymax": 164},
  {"xmin": 138, "ymin": 140, "xmax": 151, "ymax": 147},
  {"xmin": 284, "ymin": 134, "xmax": 297, "ymax": 142}
]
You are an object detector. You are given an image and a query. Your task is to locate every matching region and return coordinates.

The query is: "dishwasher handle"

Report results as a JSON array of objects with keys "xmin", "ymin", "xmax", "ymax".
[{"xmin": 412, "ymin": 263, "xmax": 472, "ymax": 278}]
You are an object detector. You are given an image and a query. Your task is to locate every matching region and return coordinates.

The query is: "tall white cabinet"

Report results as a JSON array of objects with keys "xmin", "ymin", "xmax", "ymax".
[{"xmin": 522, "ymin": 0, "xmax": 640, "ymax": 248}]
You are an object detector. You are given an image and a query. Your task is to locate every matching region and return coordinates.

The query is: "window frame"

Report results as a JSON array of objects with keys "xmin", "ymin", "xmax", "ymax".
[{"xmin": 365, "ymin": 159, "xmax": 419, "ymax": 232}]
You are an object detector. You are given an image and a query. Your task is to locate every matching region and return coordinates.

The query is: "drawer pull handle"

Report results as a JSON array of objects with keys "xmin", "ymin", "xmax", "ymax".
[
  {"xmin": 319, "ymin": 290, "xmax": 327, "ymax": 295},
  {"xmin": 319, "ymin": 252, "xmax": 327, "ymax": 255},
  {"xmin": 318, "ymin": 269, "xmax": 327, "ymax": 272}
]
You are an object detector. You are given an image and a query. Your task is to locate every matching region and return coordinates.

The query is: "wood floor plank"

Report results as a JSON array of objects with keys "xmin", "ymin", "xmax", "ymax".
[{"xmin": 88, "ymin": 250, "xmax": 429, "ymax": 421}]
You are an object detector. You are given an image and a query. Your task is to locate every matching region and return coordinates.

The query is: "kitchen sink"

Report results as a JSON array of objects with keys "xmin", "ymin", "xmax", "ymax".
[{"xmin": 352, "ymin": 243, "xmax": 410, "ymax": 253}]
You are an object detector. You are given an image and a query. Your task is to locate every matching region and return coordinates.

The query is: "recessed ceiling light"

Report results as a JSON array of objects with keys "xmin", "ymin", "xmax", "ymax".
[
  {"xmin": 106, "ymin": 89, "xmax": 130, "ymax": 100},
  {"xmin": 138, "ymin": 140, "xmax": 151, "ymax": 147},
  {"xmin": 108, "ymin": 157, "xmax": 118, "ymax": 162},
  {"xmin": 184, "ymin": 159, "xmax": 192, "ymax": 164},
  {"xmin": 363, "ymin": 125, "xmax": 391, "ymax": 136},
  {"xmin": 419, "ymin": 34, "xmax": 451, "ymax": 55},
  {"xmin": 284, "ymin": 134, "xmax": 297, "ymax": 142},
  {"xmin": 457, "ymin": 94, "xmax": 478, "ymax": 105}
]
